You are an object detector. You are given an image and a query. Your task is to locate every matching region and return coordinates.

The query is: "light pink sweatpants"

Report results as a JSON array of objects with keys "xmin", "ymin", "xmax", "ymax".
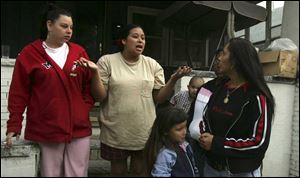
[{"xmin": 38, "ymin": 136, "xmax": 90, "ymax": 177}]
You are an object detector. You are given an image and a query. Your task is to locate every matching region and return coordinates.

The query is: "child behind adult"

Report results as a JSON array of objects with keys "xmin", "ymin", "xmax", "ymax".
[
  {"xmin": 170, "ymin": 76, "xmax": 204, "ymax": 113},
  {"xmin": 144, "ymin": 106, "xmax": 199, "ymax": 177}
]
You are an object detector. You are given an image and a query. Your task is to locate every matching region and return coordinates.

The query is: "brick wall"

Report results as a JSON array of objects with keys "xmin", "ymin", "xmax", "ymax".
[
  {"xmin": 289, "ymin": 80, "xmax": 299, "ymax": 177},
  {"xmin": 1, "ymin": 59, "xmax": 40, "ymax": 177},
  {"xmin": 1, "ymin": 59, "xmax": 18, "ymax": 140}
]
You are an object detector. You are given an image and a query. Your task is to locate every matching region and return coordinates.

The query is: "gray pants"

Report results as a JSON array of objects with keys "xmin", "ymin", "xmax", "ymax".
[{"xmin": 204, "ymin": 161, "xmax": 261, "ymax": 177}]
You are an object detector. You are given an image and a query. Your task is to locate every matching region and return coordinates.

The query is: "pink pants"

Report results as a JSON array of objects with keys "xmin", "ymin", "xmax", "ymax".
[{"xmin": 38, "ymin": 136, "xmax": 90, "ymax": 177}]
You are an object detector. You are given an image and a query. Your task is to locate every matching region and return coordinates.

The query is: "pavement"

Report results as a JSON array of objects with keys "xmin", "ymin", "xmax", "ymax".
[
  {"xmin": 88, "ymin": 138, "xmax": 111, "ymax": 177},
  {"xmin": 88, "ymin": 159, "xmax": 111, "ymax": 177}
]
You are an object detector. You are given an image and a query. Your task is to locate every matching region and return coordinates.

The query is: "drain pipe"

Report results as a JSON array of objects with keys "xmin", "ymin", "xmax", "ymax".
[
  {"xmin": 227, "ymin": 8, "xmax": 235, "ymax": 39},
  {"xmin": 209, "ymin": 23, "xmax": 226, "ymax": 71}
]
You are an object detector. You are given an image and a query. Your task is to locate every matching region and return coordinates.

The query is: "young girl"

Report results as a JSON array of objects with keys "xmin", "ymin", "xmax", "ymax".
[{"xmin": 144, "ymin": 106, "xmax": 199, "ymax": 177}]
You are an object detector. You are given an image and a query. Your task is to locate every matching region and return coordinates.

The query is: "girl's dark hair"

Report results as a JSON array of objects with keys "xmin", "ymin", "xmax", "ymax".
[
  {"xmin": 144, "ymin": 106, "xmax": 188, "ymax": 176},
  {"xmin": 116, "ymin": 24, "xmax": 143, "ymax": 51},
  {"xmin": 227, "ymin": 38, "xmax": 275, "ymax": 116},
  {"xmin": 40, "ymin": 3, "xmax": 72, "ymax": 40}
]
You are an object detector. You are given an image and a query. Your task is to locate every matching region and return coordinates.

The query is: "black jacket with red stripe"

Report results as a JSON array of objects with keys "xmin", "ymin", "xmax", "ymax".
[{"xmin": 203, "ymin": 80, "xmax": 273, "ymax": 174}]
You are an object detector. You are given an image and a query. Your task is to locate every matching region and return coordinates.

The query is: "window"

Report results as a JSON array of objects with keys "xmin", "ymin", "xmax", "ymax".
[
  {"xmin": 127, "ymin": 6, "xmax": 167, "ymax": 65},
  {"xmin": 170, "ymin": 26, "xmax": 206, "ymax": 68},
  {"xmin": 249, "ymin": 1, "xmax": 285, "ymax": 44},
  {"xmin": 271, "ymin": 1, "xmax": 284, "ymax": 39},
  {"xmin": 249, "ymin": 1, "xmax": 266, "ymax": 43},
  {"xmin": 272, "ymin": 1, "xmax": 284, "ymax": 26},
  {"xmin": 234, "ymin": 29, "xmax": 245, "ymax": 38}
]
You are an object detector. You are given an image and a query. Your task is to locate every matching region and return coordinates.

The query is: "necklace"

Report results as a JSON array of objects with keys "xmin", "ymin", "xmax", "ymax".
[{"xmin": 223, "ymin": 83, "xmax": 245, "ymax": 104}]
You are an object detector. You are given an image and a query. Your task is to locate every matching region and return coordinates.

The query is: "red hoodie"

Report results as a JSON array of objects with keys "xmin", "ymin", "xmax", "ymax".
[{"xmin": 7, "ymin": 40, "xmax": 95, "ymax": 143}]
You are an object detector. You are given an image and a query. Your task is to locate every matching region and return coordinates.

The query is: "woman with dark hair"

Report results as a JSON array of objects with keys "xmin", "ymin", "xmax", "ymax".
[
  {"xmin": 76, "ymin": 24, "xmax": 191, "ymax": 176},
  {"xmin": 199, "ymin": 38, "xmax": 275, "ymax": 177},
  {"xmin": 5, "ymin": 4, "xmax": 94, "ymax": 177},
  {"xmin": 144, "ymin": 106, "xmax": 199, "ymax": 177}
]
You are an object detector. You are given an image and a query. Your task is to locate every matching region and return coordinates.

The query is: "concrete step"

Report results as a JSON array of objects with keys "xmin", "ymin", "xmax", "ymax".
[
  {"xmin": 88, "ymin": 138, "xmax": 111, "ymax": 176},
  {"xmin": 88, "ymin": 159, "xmax": 110, "ymax": 177},
  {"xmin": 90, "ymin": 139, "xmax": 100, "ymax": 160}
]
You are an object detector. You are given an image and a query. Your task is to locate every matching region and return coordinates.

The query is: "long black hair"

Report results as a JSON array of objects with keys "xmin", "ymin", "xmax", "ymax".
[
  {"xmin": 144, "ymin": 106, "xmax": 188, "ymax": 176},
  {"xmin": 227, "ymin": 38, "xmax": 275, "ymax": 117},
  {"xmin": 40, "ymin": 3, "xmax": 72, "ymax": 40}
]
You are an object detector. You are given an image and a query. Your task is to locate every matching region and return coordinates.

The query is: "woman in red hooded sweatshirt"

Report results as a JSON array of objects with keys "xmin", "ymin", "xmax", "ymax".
[{"xmin": 4, "ymin": 4, "xmax": 94, "ymax": 177}]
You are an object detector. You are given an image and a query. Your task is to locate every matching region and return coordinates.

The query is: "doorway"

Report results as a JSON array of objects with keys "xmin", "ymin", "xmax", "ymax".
[{"xmin": 56, "ymin": 1, "xmax": 105, "ymax": 62}]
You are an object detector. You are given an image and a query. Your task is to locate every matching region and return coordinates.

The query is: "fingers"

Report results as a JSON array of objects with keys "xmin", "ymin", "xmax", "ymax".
[
  {"xmin": 201, "ymin": 132, "xmax": 210, "ymax": 137},
  {"xmin": 199, "ymin": 138, "xmax": 209, "ymax": 150},
  {"xmin": 180, "ymin": 66, "xmax": 192, "ymax": 75},
  {"xmin": 4, "ymin": 132, "xmax": 16, "ymax": 148},
  {"xmin": 74, "ymin": 58, "xmax": 99, "ymax": 72},
  {"xmin": 4, "ymin": 138, "xmax": 13, "ymax": 148},
  {"xmin": 199, "ymin": 133, "xmax": 213, "ymax": 151},
  {"xmin": 199, "ymin": 138, "xmax": 207, "ymax": 150},
  {"xmin": 174, "ymin": 66, "xmax": 192, "ymax": 79},
  {"xmin": 178, "ymin": 66, "xmax": 191, "ymax": 72},
  {"xmin": 7, "ymin": 132, "xmax": 15, "ymax": 138},
  {"xmin": 76, "ymin": 57, "xmax": 88, "ymax": 68}
]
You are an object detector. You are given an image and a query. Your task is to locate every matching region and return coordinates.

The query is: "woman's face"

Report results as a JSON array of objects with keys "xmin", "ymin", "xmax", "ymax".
[
  {"xmin": 122, "ymin": 27, "xmax": 145, "ymax": 56},
  {"xmin": 168, "ymin": 121, "xmax": 187, "ymax": 144},
  {"xmin": 213, "ymin": 51, "xmax": 223, "ymax": 76},
  {"xmin": 47, "ymin": 15, "xmax": 73, "ymax": 45},
  {"xmin": 217, "ymin": 44, "xmax": 234, "ymax": 75}
]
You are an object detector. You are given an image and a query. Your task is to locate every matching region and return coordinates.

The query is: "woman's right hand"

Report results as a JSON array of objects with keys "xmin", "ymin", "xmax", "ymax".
[
  {"xmin": 170, "ymin": 66, "xmax": 192, "ymax": 81},
  {"xmin": 199, "ymin": 132, "xmax": 213, "ymax": 151},
  {"xmin": 4, "ymin": 132, "xmax": 20, "ymax": 148}
]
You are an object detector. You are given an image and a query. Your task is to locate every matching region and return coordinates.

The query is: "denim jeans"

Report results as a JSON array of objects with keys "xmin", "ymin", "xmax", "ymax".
[{"xmin": 204, "ymin": 160, "xmax": 261, "ymax": 177}]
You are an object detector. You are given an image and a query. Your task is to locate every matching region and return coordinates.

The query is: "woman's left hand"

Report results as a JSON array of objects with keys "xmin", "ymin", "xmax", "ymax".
[
  {"xmin": 199, "ymin": 132, "xmax": 214, "ymax": 151},
  {"xmin": 75, "ymin": 57, "xmax": 98, "ymax": 73},
  {"xmin": 171, "ymin": 66, "xmax": 192, "ymax": 81}
]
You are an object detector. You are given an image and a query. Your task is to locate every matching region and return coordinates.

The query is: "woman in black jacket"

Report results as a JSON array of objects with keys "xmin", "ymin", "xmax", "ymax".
[{"xmin": 199, "ymin": 38, "xmax": 275, "ymax": 177}]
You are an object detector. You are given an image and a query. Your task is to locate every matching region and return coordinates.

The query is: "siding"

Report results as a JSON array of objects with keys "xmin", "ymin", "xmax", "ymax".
[{"xmin": 289, "ymin": 80, "xmax": 299, "ymax": 177}]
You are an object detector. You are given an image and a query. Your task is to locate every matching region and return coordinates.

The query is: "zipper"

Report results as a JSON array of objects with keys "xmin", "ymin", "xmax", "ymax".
[
  {"xmin": 224, "ymin": 101, "xmax": 250, "ymax": 174},
  {"xmin": 203, "ymin": 104, "xmax": 212, "ymax": 133},
  {"xmin": 185, "ymin": 151, "xmax": 196, "ymax": 177},
  {"xmin": 224, "ymin": 101, "xmax": 250, "ymax": 140}
]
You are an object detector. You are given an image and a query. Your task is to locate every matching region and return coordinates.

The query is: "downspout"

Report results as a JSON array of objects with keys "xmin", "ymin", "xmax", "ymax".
[
  {"xmin": 265, "ymin": 1, "xmax": 272, "ymax": 48},
  {"xmin": 209, "ymin": 23, "xmax": 226, "ymax": 71},
  {"xmin": 184, "ymin": 24, "xmax": 193, "ymax": 68},
  {"xmin": 227, "ymin": 7, "xmax": 235, "ymax": 39}
]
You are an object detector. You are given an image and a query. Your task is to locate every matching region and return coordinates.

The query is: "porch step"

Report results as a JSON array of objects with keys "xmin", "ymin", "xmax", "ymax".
[
  {"xmin": 88, "ymin": 139, "xmax": 111, "ymax": 176},
  {"xmin": 88, "ymin": 159, "xmax": 110, "ymax": 177},
  {"xmin": 89, "ymin": 139, "xmax": 101, "ymax": 160}
]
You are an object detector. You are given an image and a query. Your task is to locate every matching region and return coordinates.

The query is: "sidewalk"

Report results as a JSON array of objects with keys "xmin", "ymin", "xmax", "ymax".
[
  {"xmin": 88, "ymin": 159, "xmax": 110, "ymax": 177},
  {"xmin": 88, "ymin": 138, "xmax": 111, "ymax": 177}
]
